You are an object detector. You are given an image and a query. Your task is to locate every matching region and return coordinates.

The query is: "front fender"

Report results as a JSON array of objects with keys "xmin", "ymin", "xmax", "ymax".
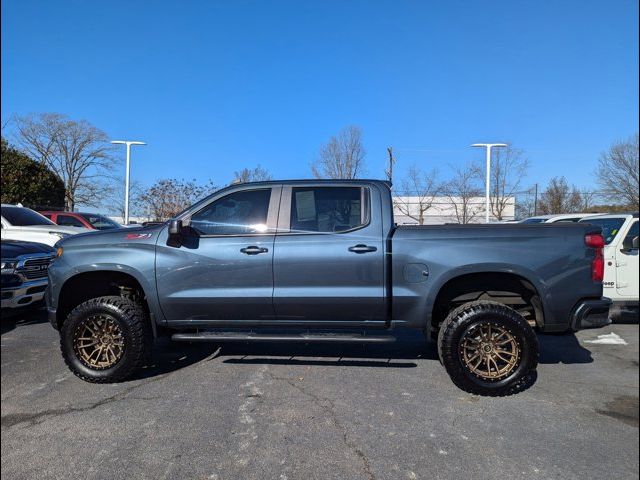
[{"xmin": 47, "ymin": 243, "xmax": 163, "ymax": 324}]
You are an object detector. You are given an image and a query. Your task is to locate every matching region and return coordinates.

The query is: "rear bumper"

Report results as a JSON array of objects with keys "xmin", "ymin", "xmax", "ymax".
[
  {"xmin": 570, "ymin": 298, "xmax": 612, "ymax": 331},
  {"xmin": 609, "ymin": 300, "xmax": 639, "ymax": 322},
  {"xmin": 1, "ymin": 279, "xmax": 48, "ymax": 309}
]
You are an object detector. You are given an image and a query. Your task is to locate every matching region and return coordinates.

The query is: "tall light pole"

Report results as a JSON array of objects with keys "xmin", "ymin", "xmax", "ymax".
[
  {"xmin": 471, "ymin": 143, "xmax": 507, "ymax": 223},
  {"xmin": 111, "ymin": 140, "xmax": 146, "ymax": 225}
]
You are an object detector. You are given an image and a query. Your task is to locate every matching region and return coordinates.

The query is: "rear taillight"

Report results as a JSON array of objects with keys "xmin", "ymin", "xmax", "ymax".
[{"xmin": 585, "ymin": 233, "xmax": 605, "ymax": 282}]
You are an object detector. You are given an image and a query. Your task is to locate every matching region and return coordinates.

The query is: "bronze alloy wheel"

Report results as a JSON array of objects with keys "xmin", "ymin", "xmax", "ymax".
[
  {"xmin": 459, "ymin": 322, "xmax": 521, "ymax": 381},
  {"xmin": 73, "ymin": 314, "xmax": 125, "ymax": 370}
]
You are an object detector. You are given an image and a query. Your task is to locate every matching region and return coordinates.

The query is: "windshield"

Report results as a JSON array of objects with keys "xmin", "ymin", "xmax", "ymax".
[
  {"xmin": 579, "ymin": 218, "xmax": 626, "ymax": 244},
  {"xmin": 521, "ymin": 218, "xmax": 546, "ymax": 224},
  {"xmin": 81, "ymin": 214, "xmax": 121, "ymax": 230},
  {"xmin": 1, "ymin": 206, "xmax": 56, "ymax": 226}
]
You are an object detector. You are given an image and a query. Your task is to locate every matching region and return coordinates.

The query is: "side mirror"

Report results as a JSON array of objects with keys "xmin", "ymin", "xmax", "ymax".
[
  {"xmin": 167, "ymin": 219, "xmax": 183, "ymax": 247},
  {"xmin": 169, "ymin": 219, "xmax": 182, "ymax": 235},
  {"xmin": 622, "ymin": 235, "xmax": 639, "ymax": 251}
]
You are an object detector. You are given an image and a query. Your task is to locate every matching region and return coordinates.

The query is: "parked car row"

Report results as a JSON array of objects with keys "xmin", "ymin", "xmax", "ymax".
[
  {"xmin": 39, "ymin": 210, "xmax": 122, "ymax": 230},
  {"xmin": 1, "ymin": 204, "xmax": 91, "ymax": 247},
  {"xmin": 1, "ymin": 204, "xmax": 123, "ymax": 312}
]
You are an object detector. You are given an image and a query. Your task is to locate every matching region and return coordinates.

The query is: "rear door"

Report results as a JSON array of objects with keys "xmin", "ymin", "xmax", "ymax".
[{"xmin": 272, "ymin": 184, "xmax": 386, "ymax": 322}]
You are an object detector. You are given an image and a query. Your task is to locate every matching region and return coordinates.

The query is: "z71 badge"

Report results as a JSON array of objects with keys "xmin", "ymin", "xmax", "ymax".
[{"xmin": 124, "ymin": 233, "xmax": 153, "ymax": 240}]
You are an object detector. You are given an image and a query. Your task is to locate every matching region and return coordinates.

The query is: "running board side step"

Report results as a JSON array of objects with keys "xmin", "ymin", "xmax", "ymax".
[{"xmin": 171, "ymin": 332, "xmax": 396, "ymax": 344}]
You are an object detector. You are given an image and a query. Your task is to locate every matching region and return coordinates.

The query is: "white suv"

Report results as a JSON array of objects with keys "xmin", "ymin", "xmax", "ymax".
[
  {"xmin": 580, "ymin": 213, "xmax": 639, "ymax": 320},
  {"xmin": 520, "ymin": 213, "xmax": 604, "ymax": 224},
  {"xmin": 1, "ymin": 204, "xmax": 90, "ymax": 246}
]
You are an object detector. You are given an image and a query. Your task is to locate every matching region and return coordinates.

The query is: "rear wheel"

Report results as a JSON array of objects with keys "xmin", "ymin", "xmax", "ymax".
[
  {"xmin": 437, "ymin": 300, "xmax": 538, "ymax": 396},
  {"xmin": 60, "ymin": 296, "xmax": 151, "ymax": 383}
]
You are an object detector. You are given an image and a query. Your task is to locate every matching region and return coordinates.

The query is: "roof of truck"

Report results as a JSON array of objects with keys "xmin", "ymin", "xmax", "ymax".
[{"xmin": 231, "ymin": 179, "xmax": 392, "ymax": 188}]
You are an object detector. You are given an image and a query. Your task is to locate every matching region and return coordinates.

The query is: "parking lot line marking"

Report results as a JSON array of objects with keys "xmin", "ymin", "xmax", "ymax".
[{"xmin": 584, "ymin": 333, "xmax": 628, "ymax": 345}]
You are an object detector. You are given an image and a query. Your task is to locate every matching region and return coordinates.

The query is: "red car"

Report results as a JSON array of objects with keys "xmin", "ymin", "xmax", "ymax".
[{"xmin": 39, "ymin": 211, "xmax": 122, "ymax": 230}]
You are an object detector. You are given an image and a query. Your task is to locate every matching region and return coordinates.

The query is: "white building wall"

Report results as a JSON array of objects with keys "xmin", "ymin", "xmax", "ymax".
[{"xmin": 392, "ymin": 196, "xmax": 515, "ymax": 225}]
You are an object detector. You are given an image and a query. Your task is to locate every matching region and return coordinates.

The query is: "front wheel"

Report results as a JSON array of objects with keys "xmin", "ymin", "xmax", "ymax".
[
  {"xmin": 60, "ymin": 296, "xmax": 151, "ymax": 383},
  {"xmin": 437, "ymin": 300, "xmax": 539, "ymax": 396}
]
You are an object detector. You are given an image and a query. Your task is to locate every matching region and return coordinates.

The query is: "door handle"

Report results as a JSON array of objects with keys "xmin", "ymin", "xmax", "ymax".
[
  {"xmin": 240, "ymin": 246, "xmax": 269, "ymax": 255},
  {"xmin": 348, "ymin": 244, "xmax": 377, "ymax": 254}
]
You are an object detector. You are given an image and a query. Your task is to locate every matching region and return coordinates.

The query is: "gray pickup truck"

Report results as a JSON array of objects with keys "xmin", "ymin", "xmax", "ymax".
[{"xmin": 46, "ymin": 180, "xmax": 610, "ymax": 395}]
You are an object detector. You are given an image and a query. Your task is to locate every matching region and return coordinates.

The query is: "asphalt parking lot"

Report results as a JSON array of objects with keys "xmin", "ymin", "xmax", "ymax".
[{"xmin": 1, "ymin": 309, "xmax": 638, "ymax": 480}]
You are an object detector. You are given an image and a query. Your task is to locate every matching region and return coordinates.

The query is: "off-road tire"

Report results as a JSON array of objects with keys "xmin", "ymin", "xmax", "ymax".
[
  {"xmin": 60, "ymin": 296, "xmax": 151, "ymax": 383},
  {"xmin": 437, "ymin": 300, "xmax": 539, "ymax": 396}
]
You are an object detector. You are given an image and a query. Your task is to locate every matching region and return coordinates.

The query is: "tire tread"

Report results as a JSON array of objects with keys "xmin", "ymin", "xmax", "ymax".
[
  {"xmin": 60, "ymin": 295, "xmax": 151, "ymax": 383},
  {"xmin": 437, "ymin": 300, "xmax": 539, "ymax": 397}
]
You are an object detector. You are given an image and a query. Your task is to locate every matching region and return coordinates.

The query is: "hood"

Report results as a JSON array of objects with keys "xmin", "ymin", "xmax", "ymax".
[
  {"xmin": 57, "ymin": 223, "xmax": 165, "ymax": 247},
  {"xmin": 1, "ymin": 240, "xmax": 56, "ymax": 258},
  {"xmin": 9, "ymin": 224, "xmax": 92, "ymax": 235}
]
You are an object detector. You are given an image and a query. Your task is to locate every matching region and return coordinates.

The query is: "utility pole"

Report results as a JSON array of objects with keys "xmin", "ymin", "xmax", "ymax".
[
  {"xmin": 471, "ymin": 143, "xmax": 508, "ymax": 223},
  {"xmin": 111, "ymin": 140, "xmax": 146, "ymax": 225},
  {"xmin": 533, "ymin": 183, "xmax": 539, "ymax": 216},
  {"xmin": 386, "ymin": 147, "xmax": 395, "ymax": 185}
]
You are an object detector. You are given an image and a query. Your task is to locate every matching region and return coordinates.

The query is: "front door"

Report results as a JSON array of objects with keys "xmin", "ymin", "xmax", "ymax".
[
  {"xmin": 156, "ymin": 187, "xmax": 280, "ymax": 322},
  {"xmin": 272, "ymin": 185, "xmax": 386, "ymax": 322}
]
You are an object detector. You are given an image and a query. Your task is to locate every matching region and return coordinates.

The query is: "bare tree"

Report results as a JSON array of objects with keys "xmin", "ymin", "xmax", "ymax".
[
  {"xmin": 515, "ymin": 186, "xmax": 537, "ymax": 220},
  {"xmin": 579, "ymin": 190, "xmax": 597, "ymax": 212},
  {"xmin": 12, "ymin": 113, "xmax": 115, "ymax": 211},
  {"xmin": 139, "ymin": 178, "xmax": 217, "ymax": 221},
  {"xmin": 232, "ymin": 165, "xmax": 273, "ymax": 184},
  {"xmin": 443, "ymin": 164, "xmax": 484, "ymax": 224},
  {"xmin": 394, "ymin": 165, "xmax": 440, "ymax": 225},
  {"xmin": 597, "ymin": 133, "xmax": 639, "ymax": 208},
  {"xmin": 537, "ymin": 177, "xmax": 585, "ymax": 214},
  {"xmin": 109, "ymin": 179, "xmax": 144, "ymax": 222},
  {"xmin": 310, "ymin": 126, "xmax": 366, "ymax": 179},
  {"xmin": 487, "ymin": 146, "xmax": 529, "ymax": 220}
]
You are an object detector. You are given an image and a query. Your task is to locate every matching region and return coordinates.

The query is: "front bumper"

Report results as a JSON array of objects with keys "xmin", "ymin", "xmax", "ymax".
[
  {"xmin": 570, "ymin": 297, "xmax": 612, "ymax": 330},
  {"xmin": 1, "ymin": 279, "xmax": 48, "ymax": 309}
]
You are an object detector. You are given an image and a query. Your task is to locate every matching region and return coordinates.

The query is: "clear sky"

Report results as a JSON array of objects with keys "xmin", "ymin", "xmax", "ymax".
[{"xmin": 2, "ymin": 0, "xmax": 638, "ymax": 191}]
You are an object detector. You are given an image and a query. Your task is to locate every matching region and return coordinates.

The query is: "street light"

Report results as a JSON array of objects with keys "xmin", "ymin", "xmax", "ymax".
[
  {"xmin": 111, "ymin": 140, "xmax": 146, "ymax": 225},
  {"xmin": 471, "ymin": 143, "xmax": 507, "ymax": 223}
]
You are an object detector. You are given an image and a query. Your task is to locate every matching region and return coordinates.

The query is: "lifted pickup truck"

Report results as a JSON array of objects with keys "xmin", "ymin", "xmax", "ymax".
[{"xmin": 46, "ymin": 180, "xmax": 610, "ymax": 395}]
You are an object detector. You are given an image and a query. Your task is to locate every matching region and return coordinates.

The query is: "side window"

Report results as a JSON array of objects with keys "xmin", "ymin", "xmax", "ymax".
[
  {"xmin": 190, "ymin": 189, "xmax": 272, "ymax": 236},
  {"xmin": 290, "ymin": 187, "xmax": 366, "ymax": 233},
  {"xmin": 624, "ymin": 221, "xmax": 639, "ymax": 247},
  {"xmin": 556, "ymin": 218, "xmax": 580, "ymax": 223},
  {"xmin": 57, "ymin": 215, "xmax": 85, "ymax": 227}
]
